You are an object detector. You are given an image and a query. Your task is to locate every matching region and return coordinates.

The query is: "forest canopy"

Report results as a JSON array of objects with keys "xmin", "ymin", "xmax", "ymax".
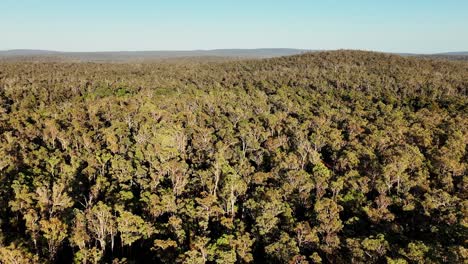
[{"xmin": 0, "ymin": 51, "xmax": 467, "ymax": 263}]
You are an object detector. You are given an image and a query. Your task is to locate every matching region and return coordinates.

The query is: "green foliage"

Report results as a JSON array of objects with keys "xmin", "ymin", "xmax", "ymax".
[
  {"xmin": 116, "ymin": 206, "xmax": 154, "ymax": 247},
  {"xmin": 0, "ymin": 51, "xmax": 467, "ymax": 263}
]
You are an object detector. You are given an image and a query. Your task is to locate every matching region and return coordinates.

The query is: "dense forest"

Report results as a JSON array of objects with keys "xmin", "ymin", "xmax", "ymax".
[{"xmin": 0, "ymin": 50, "xmax": 467, "ymax": 263}]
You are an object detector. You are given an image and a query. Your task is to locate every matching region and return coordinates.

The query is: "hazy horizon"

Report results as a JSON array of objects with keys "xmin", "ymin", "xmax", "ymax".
[
  {"xmin": 1, "ymin": 48, "xmax": 467, "ymax": 56},
  {"xmin": 2, "ymin": 0, "xmax": 467, "ymax": 54}
]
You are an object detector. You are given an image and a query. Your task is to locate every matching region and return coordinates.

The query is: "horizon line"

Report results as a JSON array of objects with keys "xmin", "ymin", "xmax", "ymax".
[{"xmin": 1, "ymin": 48, "xmax": 467, "ymax": 56}]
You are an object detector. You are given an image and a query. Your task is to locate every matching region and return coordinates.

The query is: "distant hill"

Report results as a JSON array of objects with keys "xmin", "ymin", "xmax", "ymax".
[
  {"xmin": 0, "ymin": 48, "xmax": 310, "ymax": 62},
  {"xmin": 434, "ymin": 51, "xmax": 468, "ymax": 56},
  {"xmin": 418, "ymin": 52, "xmax": 468, "ymax": 62},
  {"xmin": 2, "ymin": 49, "xmax": 468, "ymax": 62},
  {"xmin": 0, "ymin": 49, "xmax": 61, "ymax": 56}
]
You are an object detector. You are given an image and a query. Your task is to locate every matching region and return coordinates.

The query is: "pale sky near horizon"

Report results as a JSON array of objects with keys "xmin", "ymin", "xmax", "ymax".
[{"xmin": 1, "ymin": 0, "xmax": 467, "ymax": 53}]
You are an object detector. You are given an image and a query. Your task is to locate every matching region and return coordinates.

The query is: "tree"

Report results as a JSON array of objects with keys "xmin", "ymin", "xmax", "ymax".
[
  {"xmin": 312, "ymin": 163, "xmax": 331, "ymax": 200},
  {"xmin": 264, "ymin": 232, "xmax": 300, "ymax": 262},
  {"xmin": 314, "ymin": 198, "xmax": 343, "ymax": 254},
  {"xmin": 86, "ymin": 202, "xmax": 116, "ymax": 251},
  {"xmin": 0, "ymin": 243, "xmax": 40, "ymax": 264},
  {"xmin": 116, "ymin": 206, "xmax": 154, "ymax": 247},
  {"xmin": 220, "ymin": 164, "xmax": 247, "ymax": 218},
  {"xmin": 39, "ymin": 217, "xmax": 68, "ymax": 261}
]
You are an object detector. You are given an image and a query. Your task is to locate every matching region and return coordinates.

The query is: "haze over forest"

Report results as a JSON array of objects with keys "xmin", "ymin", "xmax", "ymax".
[{"xmin": 1, "ymin": 49, "xmax": 468, "ymax": 62}]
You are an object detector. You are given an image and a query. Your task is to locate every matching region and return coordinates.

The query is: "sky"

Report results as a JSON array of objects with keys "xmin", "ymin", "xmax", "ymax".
[{"xmin": 1, "ymin": 0, "xmax": 467, "ymax": 53}]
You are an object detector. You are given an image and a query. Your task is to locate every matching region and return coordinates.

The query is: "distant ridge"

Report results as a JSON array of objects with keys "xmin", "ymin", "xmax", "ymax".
[
  {"xmin": 434, "ymin": 51, "xmax": 468, "ymax": 56},
  {"xmin": 0, "ymin": 49, "xmax": 61, "ymax": 56},
  {"xmin": 0, "ymin": 48, "xmax": 310, "ymax": 61},
  {"xmin": 1, "ymin": 49, "xmax": 467, "ymax": 62}
]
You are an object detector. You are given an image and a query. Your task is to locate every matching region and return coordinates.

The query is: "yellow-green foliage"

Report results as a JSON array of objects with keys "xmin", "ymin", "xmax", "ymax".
[{"xmin": 0, "ymin": 51, "xmax": 466, "ymax": 263}]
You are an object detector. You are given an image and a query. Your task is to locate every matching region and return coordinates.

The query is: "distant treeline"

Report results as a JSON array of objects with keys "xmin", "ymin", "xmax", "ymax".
[{"xmin": 1, "ymin": 49, "xmax": 468, "ymax": 63}]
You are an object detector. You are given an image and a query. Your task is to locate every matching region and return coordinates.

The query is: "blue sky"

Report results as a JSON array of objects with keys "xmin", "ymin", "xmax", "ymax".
[{"xmin": 1, "ymin": 0, "xmax": 467, "ymax": 53}]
